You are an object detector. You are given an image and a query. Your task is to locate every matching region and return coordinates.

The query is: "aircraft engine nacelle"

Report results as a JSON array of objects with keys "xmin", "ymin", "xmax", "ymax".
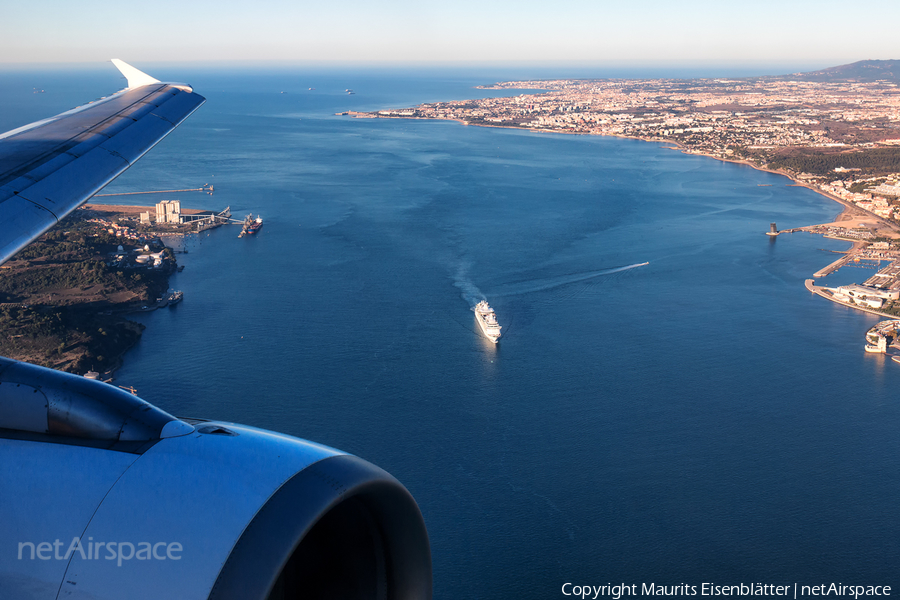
[{"xmin": 0, "ymin": 357, "xmax": 432, "ymax": 599}]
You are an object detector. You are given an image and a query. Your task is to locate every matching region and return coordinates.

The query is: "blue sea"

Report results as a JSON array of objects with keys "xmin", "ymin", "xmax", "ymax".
[{"xmin": 3, "ymin": 65, "xmax": 899, "ymax": 597}]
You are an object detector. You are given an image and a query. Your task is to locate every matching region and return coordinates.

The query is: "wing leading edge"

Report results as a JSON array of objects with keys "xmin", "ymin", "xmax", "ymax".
[{"xmin": 0, "ymin": 60, "xmax": 205, "ymax": 266}]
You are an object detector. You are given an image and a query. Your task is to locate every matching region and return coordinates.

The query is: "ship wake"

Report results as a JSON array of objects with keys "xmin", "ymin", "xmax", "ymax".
[
  {"xmin": 452, "ymin": 262, "xmax": 487, "ymax": 308},
  {"xmin": 490, "ymin": 262, "xmax": 648, "ymax": 297},
  {"xmin": 453, "ymin": 260, "xmax": 648, "ymax": 305}
]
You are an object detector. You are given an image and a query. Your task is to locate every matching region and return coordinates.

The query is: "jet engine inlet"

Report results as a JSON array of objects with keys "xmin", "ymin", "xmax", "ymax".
[{"xmin": 209, "ymin": 454, "xmax": 432, "ymax": 600}]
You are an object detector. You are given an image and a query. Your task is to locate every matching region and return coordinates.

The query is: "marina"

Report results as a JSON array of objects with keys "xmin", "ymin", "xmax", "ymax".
[
  {"xmin": 804, "ymin": 239, "xmax": 900, "ymax": 316},
  {"xmin": 798, "ymin": 213, "xmax": 900, "ymax": 361}
]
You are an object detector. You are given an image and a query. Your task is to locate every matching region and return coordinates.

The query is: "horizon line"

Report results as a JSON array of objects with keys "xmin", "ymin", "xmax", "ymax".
[{"xmin": 0, "ymin": 57, "xmax": 887, "ymax": 79}]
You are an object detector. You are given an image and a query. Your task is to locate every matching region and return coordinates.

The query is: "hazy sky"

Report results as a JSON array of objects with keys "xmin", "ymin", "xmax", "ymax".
[{"xmin": 2, "ymin": 0, "xmax": 898, "ymax": 67}]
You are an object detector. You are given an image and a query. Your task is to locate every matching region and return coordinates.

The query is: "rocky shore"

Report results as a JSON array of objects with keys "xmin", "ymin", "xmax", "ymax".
[{"xmin": 0, "ymin": 209, "xmax": 178, "ymax": 378}]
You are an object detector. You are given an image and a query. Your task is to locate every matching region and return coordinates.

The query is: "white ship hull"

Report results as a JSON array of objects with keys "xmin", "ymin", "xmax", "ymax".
[{"xmin": 474, "ymin": 301, "xmax": 501, "ymax": 343}]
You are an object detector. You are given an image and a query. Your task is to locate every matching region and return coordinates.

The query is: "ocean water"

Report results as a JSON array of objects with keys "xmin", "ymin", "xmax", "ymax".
[{"xmin": 3, "ymin": 66, "xmax": 900, "ymax": 597}]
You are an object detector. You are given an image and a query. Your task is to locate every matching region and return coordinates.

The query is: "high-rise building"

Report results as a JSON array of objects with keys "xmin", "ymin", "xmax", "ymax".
[{"xmin": 155, "ymin": 200, "xmax": 182, "ymax": 224}]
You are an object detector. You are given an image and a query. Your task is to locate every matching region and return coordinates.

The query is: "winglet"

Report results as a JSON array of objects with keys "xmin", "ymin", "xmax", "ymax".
[{"xmin": 111, "ymin": 59, "xmax": 161, "ymax": 89}]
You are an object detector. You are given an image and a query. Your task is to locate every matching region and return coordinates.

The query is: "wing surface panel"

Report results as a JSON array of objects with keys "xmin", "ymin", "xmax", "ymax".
[
  {"xmin": 0, "ymin": 197, "xmax": 58, "ymax": 260},
  {"xmin": 0, "ymin": 85, "xmax": 164, "ymax": 183},
  {"xmin": 0, "ymin": 74, "xmax": 205, "ymax": 265}
]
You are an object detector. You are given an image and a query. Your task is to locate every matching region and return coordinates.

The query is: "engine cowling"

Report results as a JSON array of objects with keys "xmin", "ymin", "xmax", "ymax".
[{"xmin": 0, "ymin": 357, "xmax": 431, "ymax": 599}]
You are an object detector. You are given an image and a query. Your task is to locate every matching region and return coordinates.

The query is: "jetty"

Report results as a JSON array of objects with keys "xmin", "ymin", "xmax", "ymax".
[
  {"xmin": 94, "ymin": 183, "xmax": 214, "ymax": 197},
  {"xmin": 813, "ymin": 252, "xmax": 857, "ymax": 278}
]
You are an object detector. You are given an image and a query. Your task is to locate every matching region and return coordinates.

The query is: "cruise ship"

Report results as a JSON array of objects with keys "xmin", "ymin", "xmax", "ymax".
[{"xmin": 474, "ymin": 301, "xmax": 501, "ymax": 343}]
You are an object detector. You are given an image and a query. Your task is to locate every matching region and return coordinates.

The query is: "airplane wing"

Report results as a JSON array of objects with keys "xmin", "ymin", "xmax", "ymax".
[
  {"xmin": 0, "ymin": 62, "xmax": 431, "ymax": 599},
  {"xmin": 0, "ymin": 60, "xmax": 205, "ymax": 265}
]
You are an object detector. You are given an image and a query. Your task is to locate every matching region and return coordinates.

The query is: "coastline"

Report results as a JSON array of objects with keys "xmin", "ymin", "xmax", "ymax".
[
  {"xmin": 0, "ymin": 206, "xmax": 195, "ymax": 380},
  {"xmin": 358, "ymin": 113, "xmax": 900, "ymax": 327},
  {"xmin": 805, "ymin": 279, "xmax": 900, "ymax": 320},
  {"xmin": 670, "ymin": 148, "xmax": 875, "ymax": 224},
  {"xmin": 362, "ymin": 114, "xmax": 876, "ymax": 224},
  {"xmin": 98, "ymin": 320, "xmax": 146, "ymax": 381}
]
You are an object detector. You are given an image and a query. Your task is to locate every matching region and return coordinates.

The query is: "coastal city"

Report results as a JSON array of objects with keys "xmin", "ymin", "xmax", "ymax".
[
  {"xmin": 362, "ymin": 67, "xmax": 900, "ymax": 210},
  {"xmin": 357, "ymin": 62, "xmax": 900, "ymax": 356}
]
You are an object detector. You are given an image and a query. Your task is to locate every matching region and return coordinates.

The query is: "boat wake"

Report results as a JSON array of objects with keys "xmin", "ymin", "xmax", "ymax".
[
  {"xmin": 490, "ymin": 262, "xmax": 648, "ymax": 297},
  {"xmin": 452, "ymin": 260, "xmax": 648, "ymax": 305},
  {"xmin": 452, "ymin": 262, "xmax": 486, "ymax": 307}
]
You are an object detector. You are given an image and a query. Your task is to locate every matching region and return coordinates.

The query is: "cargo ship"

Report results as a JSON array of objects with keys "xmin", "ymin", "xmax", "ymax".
[
  {"xmin": 239, "ymin": 214, "xmax": 263, "ymax": 237},
  {"xmin": 474, "ymin": 301, "xmax": 501, "ymax": 343}
]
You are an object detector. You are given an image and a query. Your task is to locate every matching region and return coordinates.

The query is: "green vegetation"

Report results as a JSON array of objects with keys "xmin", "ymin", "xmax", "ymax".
[
  {"xmin": 876, "ymin": 301, "xmax": 900, "ymax": 317},
  {"xmin": 766, "ymin": 148, "xmax": 900, "ymax": 176},
  {"xmin": 0, "ymin": 261, "xmax": 138, "ymax": 301},
  {"xmin": 0, "ymin": 305, "xmax": 143, "ymax": 372},
  {"xmin": 848, "ymin": 179, "xmax": 886, "ymax": 194},
  {"xmin": 0, "ymin": 215, "xmax": 174, "ymax": 374},
  {"xmin": 0, "ymin": 226, "xmax": 170, "ymax": 303}
]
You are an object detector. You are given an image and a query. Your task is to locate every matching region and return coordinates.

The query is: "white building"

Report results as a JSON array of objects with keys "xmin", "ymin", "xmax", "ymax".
[
  {"xmin": 832, "ymin": 284, "xmax": 900, "ymax": 308},
  {"xmin": 155, "ymin": 200, "xmax": 182, "ymax": 224}
]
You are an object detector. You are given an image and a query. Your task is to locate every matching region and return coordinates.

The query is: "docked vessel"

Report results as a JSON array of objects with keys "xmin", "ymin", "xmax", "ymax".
[
  {"xmin": 239, "ymin": 214, "xmax": 263, "ymax": 237},
  {"xmin": 167, "ymin": 290, "xmax": 183, "ymax": 306},
  {"xmin": 474, "ymin": 300, "xmax": 501, "ymax": 343}
]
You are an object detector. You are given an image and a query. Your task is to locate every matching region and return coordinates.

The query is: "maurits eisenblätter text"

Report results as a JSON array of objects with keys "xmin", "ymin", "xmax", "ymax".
[{"xmin": 561, "ymin": 583, "xmax": 891, "ymax": 599}]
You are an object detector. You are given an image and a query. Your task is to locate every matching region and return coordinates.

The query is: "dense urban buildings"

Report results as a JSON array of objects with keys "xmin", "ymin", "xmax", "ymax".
[{"xmin": 362, "ymin": 62, "xmax": 900, "ymax": 224}]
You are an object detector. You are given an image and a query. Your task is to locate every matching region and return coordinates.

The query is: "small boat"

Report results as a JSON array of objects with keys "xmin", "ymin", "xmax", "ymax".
[{"xmin": 167, "ymin": 290, "xmax": 183, "ymax": 306}]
